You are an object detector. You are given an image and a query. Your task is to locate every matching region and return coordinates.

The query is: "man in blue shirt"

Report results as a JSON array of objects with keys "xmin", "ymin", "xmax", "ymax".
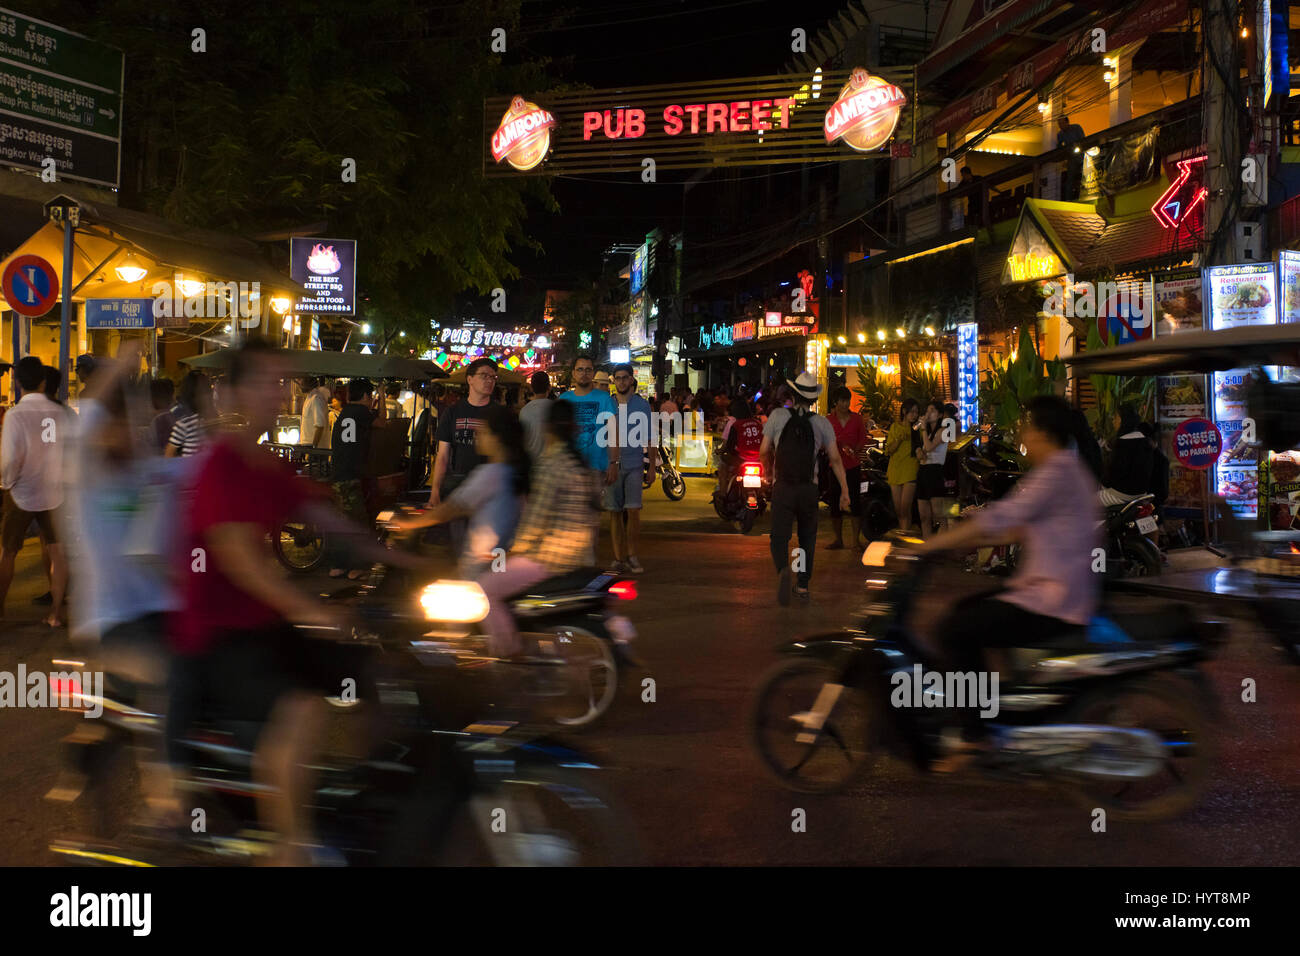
[
  {"xmin": 605, "ymin": 363, "xmax": 654, "ymax": 573},
  {"xmin": 558, "ymin": 354, "xmax": 620, "ymax": 482}
]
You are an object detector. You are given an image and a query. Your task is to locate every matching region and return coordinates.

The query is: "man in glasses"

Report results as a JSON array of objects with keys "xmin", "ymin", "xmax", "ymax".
[{"xmin": 433, "ymin": 357, "xmax": 498, "ymax": 554}]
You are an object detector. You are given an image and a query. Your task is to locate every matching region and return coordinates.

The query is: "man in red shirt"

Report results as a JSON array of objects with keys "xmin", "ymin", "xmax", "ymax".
[
  {"xmin": 173, "ymin": 339, "xmax": 413, "ymax": 864},
  {"xmin": 827, "ymin": 385, "xmax": 868, "ymax": 550}
]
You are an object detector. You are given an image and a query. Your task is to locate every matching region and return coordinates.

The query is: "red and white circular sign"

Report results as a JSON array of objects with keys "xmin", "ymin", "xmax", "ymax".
[
  {"xmin": 2, "ymin": 254, "xmax": 60, "ymax": 317},
  {"xmin": 823, "ymin": 68, "xmax": 906, "ymax": 153}
]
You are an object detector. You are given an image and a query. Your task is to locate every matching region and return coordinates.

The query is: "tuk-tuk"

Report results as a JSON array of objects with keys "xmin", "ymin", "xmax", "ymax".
[{"xmin": 1064, "ymin": 325, "xmax": 1300, "ymax": 660}]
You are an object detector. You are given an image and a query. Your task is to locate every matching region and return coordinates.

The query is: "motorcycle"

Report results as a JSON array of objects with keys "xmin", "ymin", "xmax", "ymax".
[
  {"xmin": 643, "ymin": 438, "xmax": 687, "ymax": 501},
  {"xmin": 45, "ymin": 622, "xmax": 643, "ymax": 866},
  {"xmin": 339, "ymin": 506, "xmax": 641, "ymax": 730},
  {"xmin": 750, "ymin": 532, "xmax": 1223, "ymax": 820},
  {"xmin": 712, "ymin": 459, "xmax": 768, "ymax": 534}
]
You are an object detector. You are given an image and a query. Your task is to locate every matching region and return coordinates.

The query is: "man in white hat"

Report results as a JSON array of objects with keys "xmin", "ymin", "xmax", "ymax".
[{"xmin": 760, "ymin": 371, "xmax": 850, "ymax": 604}]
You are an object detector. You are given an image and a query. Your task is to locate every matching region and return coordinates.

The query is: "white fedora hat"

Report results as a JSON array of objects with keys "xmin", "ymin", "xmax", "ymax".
[{"xmin": 787, "ymin": 371, "xmax": 823, "ymax": 401}]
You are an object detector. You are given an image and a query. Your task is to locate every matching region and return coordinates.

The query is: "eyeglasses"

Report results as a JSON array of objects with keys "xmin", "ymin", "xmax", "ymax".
[{"xmin": 475, "ymin": 372, "xmax": 499, "ymax": 382}]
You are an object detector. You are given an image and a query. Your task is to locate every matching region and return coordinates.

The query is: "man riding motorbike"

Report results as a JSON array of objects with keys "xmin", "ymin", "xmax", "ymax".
[
  {"xmin": 716, "ymin": 397, "xmax": 764, "ymax": 500},
  {"xmin": 912, "ymin": 395, "xmax": 1102, "ymax": 772}
]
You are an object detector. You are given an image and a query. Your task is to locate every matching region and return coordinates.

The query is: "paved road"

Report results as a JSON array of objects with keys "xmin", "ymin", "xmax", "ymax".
[{"xmin": 3, "ymin": 476, "xmax": 1299, "ymax": 865}]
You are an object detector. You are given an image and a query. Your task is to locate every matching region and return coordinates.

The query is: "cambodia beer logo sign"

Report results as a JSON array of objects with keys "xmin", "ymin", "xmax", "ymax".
[
  {"xmin": 823, "ymin": 68, "xmax": 906, "ymax": 153},
  {"xmin": 492, "ymin": 96, "xmax": 557, "ymax": 171}
]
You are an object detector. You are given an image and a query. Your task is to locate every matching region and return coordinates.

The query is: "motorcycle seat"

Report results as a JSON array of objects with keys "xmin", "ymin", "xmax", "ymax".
[{"xmin": 509, "ymin": 566, "xmax": 609, "ymax": 599}]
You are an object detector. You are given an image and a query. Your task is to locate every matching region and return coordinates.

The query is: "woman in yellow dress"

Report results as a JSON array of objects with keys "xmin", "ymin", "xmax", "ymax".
[{"xmin": 884, "ymin": 397, "xmax": 921, "ymax": 531}]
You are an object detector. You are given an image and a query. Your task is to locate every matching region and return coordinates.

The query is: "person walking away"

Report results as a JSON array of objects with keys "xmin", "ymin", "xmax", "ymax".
[
  {"xmin": 478, "ymin": 399, "xmax": 597, "ymax": 656},
  {"xmin": 298, "ymin": 376, "xmax": 330, "ymax": 448},
  {"xmin": 558, "ymin": 354, "xmax": 620, "ymax": 505},
  {"xmin": 0, "ymin": 357, "xmax": 70, "ymax": 625},
  {"xmin": 432, "ymin": 357, "xmax": 497, "ymax": 554},
  {"xmin": 1098, "ymin": 404, "xmax": 1153, "ymax": 506},
  {"xmin": 518, "ymin": 369, "xmax": 554, "ymax": 461},
  {"xmin": 915, "ymin": 396, "xmax": 1101, "ymax": 772},
  {"xmin": 607, "ymin": 363, "xmax": 653, "ymax": 573},
  {"xmin": 761, "ymin": 373, "xmax": 850, "ymax": 605},
  {"xmin": 150, "ymin": 378, "xmax": 177, "ymax": 452},
  {"xmin": 66, "ymin": 341, "xmax": 197, "ymax": 821},
  {"xmin": 916, "ymin": 400, "xmax": 956, "ymax": 538},
  {"xmin": 392, "ymin": 404, "xmax": 527, "ymax": 578},
  {"xmin": 166, "ymin": 371, "xmax": 211, "ymax": 458},
  {"xmin": 329, "ymin": 378, "xmax": 379, "ymax": 579},
  {"xmin": 885, "ymin": 398, "xmax": 921, "ymax": 531},
  {"xmin": 827, "ymin": 386, "xmax": 868, "ymax": 550}
]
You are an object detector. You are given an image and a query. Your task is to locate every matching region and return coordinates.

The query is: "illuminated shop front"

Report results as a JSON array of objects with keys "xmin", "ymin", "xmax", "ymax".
[{"xmin": 426, "ymin": 320, "xmax": 554, "ymax": 374}]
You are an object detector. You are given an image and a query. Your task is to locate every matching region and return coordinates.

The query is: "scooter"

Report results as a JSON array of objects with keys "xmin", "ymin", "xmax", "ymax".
[
  {"xmin": 643, "ymin": 439, "xmax": 687, "ymax": 500},
  {"xmin": 712, "ymin": 459, "xmax": 768, "ymax": 534},
  {"xmin": 750, "ymin": 532, "xmax": 1223, "ymax": 820}
]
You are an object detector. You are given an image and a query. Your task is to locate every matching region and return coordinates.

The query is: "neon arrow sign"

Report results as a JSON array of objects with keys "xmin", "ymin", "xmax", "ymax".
[{"xmin": 1151, "ymin": 155, "xmax": 1208, "ymax": 229}]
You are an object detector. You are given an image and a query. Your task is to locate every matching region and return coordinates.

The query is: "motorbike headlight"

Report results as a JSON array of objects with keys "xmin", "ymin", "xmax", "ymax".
[
  {"xmin": 863, "ymin": 541, "xmax": 893, "ymax": 567},
  {"xmin": 419, "ymin": 580, "xmax": 490, "ymax": 623}
]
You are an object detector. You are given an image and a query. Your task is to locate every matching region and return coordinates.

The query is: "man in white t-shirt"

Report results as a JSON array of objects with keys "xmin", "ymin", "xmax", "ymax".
[{"xmin": 299, "ymin": 377, "xmax": 330, "ymax": 448}]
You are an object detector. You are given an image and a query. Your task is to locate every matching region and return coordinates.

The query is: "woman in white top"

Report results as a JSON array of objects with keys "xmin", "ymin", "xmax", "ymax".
[{"xmin": 916, "ymin": 400, "xmax": 955, "ymax": 537}]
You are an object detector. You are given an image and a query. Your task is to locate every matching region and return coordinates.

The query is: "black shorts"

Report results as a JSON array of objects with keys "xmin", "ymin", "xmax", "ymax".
[
  {"xmin": 916, "ymin": 464, "xmax": 949, "ymax": 500},
  {"xmin": 182, "ymin": 624, "xmax": 372, "ymax": 728},
  {"xmin": 829, "ymin": 465, "xmax": 862, "ymax": 518}
]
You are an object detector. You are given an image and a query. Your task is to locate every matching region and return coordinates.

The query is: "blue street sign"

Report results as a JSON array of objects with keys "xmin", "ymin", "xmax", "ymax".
[{"xmin": 85, "ymin": 298, "xmax": 156, "ymax": 329}]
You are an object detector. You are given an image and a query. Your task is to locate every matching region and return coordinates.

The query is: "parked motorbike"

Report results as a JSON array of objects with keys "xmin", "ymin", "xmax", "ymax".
[
  {"xmin": 712, "ymin": 459, "xmax": 768, "ymax": 533},
  {"xmin": 750, "ymin": 532, "xmax": 1223, "ymax": 820},
  {"xmin": 46, "ymin": 624, "xmax": 642, "ymax": 866},
  {"xmin": 643, "ymin": 439, "xmax": 686, "ymax": 500}
]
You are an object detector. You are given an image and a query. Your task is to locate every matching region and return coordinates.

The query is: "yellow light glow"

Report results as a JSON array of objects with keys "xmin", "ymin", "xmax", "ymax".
[
  {"xmin": 877, "ymin": 330, "xmax": 886, "ymax": 341},
  {"xmin": 179, "ymin": 278, "xmax": 206, "ymax": 297},
  {"xmin": 420, "ymin": 580, "xmax": 490, "ymax": 623},
  {"xmin": 115, "ymin": 263, "xmax": 148, "ymax": 283},
  {"xmin": 924, "ymin": 326, "xmax": 936, "ymax": 336},
  {"xmin": 271, "ymin": 296, "xmax": 292, "ymax": 314},
  {"xmin": 896, "ymin": 328, "xmax": 905, "ymax": 338},
  {"xmin": 857, "ymin": 333, "xmax": 866, "ymax": 343},
  {"xmin": 837, "ymin": 335, "xmax": 847, "ymax": 344},
  {"xmin": 1006, "ymin": 252, "xmax": 1064, "ymax": 282}
]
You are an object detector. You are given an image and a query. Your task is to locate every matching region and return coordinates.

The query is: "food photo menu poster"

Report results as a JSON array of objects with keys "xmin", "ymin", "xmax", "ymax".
[{"xmin": 1157, "ymin": 375, "xmax": 1207, "ymax": 511}]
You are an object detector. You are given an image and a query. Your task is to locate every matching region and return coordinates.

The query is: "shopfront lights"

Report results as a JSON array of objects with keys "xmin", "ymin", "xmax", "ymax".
[
  {"xmin": 895, "ymin": 328, "xmax": 905, "ymax": 338},
  {"xmin": 179, "ymin": 278, "xmax": 206, "ymax": 297},
  {"xmin": 924, "ymin": 326, "xmax": 935, "ymax": 336},
  {"xmin": 1102, "ymin": 56, "xmax": 1116, "ymax": 68},
  {"xmin": 1087, "ymin": 146, "xmax": 1101, "ymax": 157},
  {"xmin": 857, "ymin": 333, "xmax": 866, "ymax": 343},
  {"xmin": 876, "ymin": 330, "xmax": 886, "ymax": 341},
  {"xmin": 1036, "ymin": 101, "xmax": 1048, "ymax": 114},
  {"xmin": 837, "ymin": 335, "xmax": 847, "ymax": 344},
  {"xmin": 1103, "ymin": 71, "xmax": 1114, "ymax": 84},
  {"xmin": 270, "ymin": 296, "xmax": 292, "ymax": 314},
  {"xmin": 362, "ymin": 323, "xmax": 371, "ymax": 334},
  {"xmin": 114, "ymin": 254, "xmax": 148, "ymax": 283}
]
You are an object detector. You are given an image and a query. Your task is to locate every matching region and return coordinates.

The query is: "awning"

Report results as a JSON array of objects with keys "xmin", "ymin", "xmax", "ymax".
[
  {"xmin": 1064, "ymin": 325, "xmax": 1300, "ymax": 376},
  {"xmin": 0, "ymin": 189, "xmax": 308, "ymax": 310}
]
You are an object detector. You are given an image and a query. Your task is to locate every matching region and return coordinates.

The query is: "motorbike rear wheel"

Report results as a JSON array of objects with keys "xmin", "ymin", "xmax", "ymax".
[
  {"xmin": 1109, "ymin": 537, "xmax": 1162, "ymax": 579},
  {"xmin": 663, "ymin": 473, "xmax": 686, "ymax": 501},
  {"xmin": 529, "ymin": 625, "xmax": 619, "ymax": 730},
  {"xmin": 749, "ymin": 658, "xmax": 880, "ymax": 793},
  {"xmin": 1062, "ymin": 674, "xmax": 1214, "ymax": 821},
  {"xmin": 737, "ymin": 508, "xmax": 757, "ymax": 535}
]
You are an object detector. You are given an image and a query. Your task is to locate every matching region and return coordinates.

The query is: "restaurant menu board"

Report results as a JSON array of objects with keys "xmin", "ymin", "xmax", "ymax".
[
  {"xmin": 1264, "ymin": 452, "xmax": 1300, "ymax": 530},
  {"xmin": 1152, "ymin": 273, "xmax": 1204, "ymax": 335},
  {"xmin": 1205, "ymin": 262, "xmax": 1278, "ymax": 330},
  {"xmin": 1207, "ymin": 263, "xmax": 1278, "ymax": 520},
  {"xmin": 1157, "ymin": 374, "xmax": 1208, "ymax": 510},
  {"xmin": 1279, "ymin": 250, "xmax": 1300, "ymax": 323},
  {"xmin": 1211, "ymin": 368, "xmax": 1272, "ymax": 518}
]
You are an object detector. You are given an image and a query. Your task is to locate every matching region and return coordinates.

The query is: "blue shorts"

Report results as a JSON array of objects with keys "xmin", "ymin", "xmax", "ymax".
[{"xmin": 604, "ymin": 468, "xmax": 644, "ymax": 511}]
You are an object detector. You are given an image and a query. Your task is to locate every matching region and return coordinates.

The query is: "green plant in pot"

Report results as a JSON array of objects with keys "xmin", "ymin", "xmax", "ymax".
[
  {"xmin": 1084, "ymin": 324, "xmax": 1156, "ymax": 449},
  {"xmin": 853, "ymin": 357, "xmax": 895, "ymax": 425},
  {"xmin": 978, "ymin": 324, "xmax": 1066, "ymax": 440}
]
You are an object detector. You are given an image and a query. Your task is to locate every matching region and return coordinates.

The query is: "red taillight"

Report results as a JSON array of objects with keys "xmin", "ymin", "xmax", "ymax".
[
  {"xmin": 49, "ymin": 676, "xmax": 83, "ymax": 709},
  {"xmin": 609, "ymin": 581, "xmax": 638, "ymax": 601},
  {"xmin": 742, "ymin": 463, "xmax": 762, "ymax": 476},
  {"xmin": 1136, "ymin": 503, "xmax": 1155, "ymax": 518}
]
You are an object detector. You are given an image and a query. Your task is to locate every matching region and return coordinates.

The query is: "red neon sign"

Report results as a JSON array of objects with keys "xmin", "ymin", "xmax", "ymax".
[
  {"xmin": 582, "ymin": 98, "xmax": 798, "ymax": 141},
  {"xmin": 1151, "ymin": 155, "xmax": 1207, "ymax": 229}
]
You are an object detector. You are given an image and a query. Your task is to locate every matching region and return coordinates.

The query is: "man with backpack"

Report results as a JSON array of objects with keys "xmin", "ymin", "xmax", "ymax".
[{"xmin": 760, "ymin": 372, "xmax": 851, "ymax": 605}]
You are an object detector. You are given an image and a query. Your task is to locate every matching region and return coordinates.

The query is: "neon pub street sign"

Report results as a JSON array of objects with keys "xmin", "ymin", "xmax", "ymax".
[{"xmin": 487, "ymin": 68, "xmax": 908, "ymax": 175}]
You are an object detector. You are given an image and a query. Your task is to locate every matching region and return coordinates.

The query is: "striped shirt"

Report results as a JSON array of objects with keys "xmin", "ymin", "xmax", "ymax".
[
  {"xmin": 510, "ymin": 443, "xmax": 597, "ymax": 574},
  {"xmin": 168, "ymin": 413, "xmax": 205, "ymax": 457}
]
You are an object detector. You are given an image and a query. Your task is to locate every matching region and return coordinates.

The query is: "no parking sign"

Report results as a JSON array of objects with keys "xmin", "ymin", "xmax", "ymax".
[
  {"xmin": 2, "ymin": 255, "xmax": 60, "ymax": 318},
  {"xmin": 1173, "ymin": 417, "xmax": 1222, "ymax": 471}
]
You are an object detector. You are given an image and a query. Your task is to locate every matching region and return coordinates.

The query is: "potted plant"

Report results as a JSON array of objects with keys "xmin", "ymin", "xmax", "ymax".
[
  {"xmin": 853, "ymin": 357, "xmax": 895, "ymax": 426},
  {"xmin": 978, "ymin": 324, "xmax": 1066, "ymax": 439}
]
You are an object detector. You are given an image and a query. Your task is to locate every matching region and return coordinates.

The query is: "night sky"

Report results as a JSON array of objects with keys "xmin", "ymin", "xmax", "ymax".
[{"xmin": 512, "ymin": 0, "xmax": 857, "ymax": 287}]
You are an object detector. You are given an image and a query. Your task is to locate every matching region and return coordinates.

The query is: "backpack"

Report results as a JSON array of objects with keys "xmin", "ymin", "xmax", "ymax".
[{"xmin": 776, "ymin": 407, "xmax": 817, "ymax": 485}]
